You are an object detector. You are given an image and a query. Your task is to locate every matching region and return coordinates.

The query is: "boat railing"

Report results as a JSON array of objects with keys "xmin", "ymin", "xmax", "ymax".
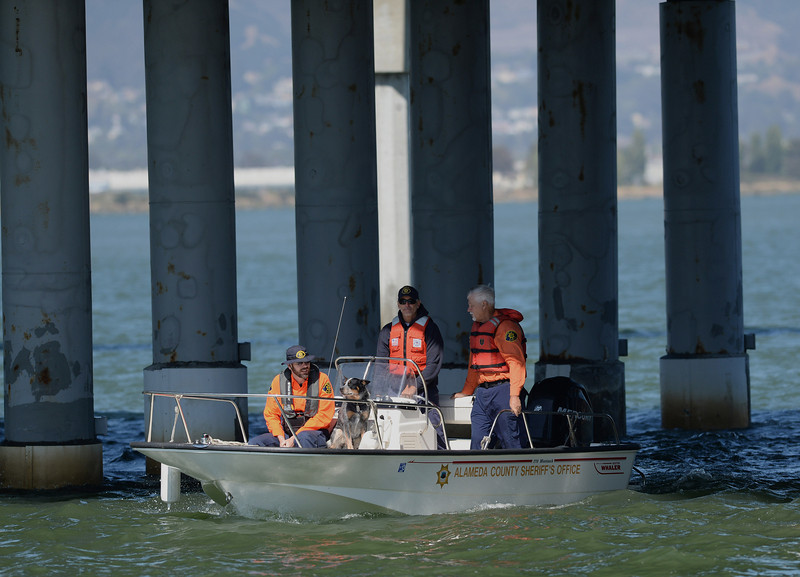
[
  {"xmin": 485, "ymin": 408, "xmax": 621, "ymax": 450},
  {"xmin": 143, "ymin": 390, "xmax": 447, "ymax": 449},
  {"xmin": 144, "ymin": 391, "xmax": 614, "ymax": 451},
  {"xmin": 145, "ymin": 391, "xmax": 340, "ymax": 445},
  {"xmin": 145, "ymin": 391, "xmax": 256, "ymax": 443}
]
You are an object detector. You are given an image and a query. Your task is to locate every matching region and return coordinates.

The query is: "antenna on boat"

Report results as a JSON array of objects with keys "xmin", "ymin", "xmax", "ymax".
[{"xmin": 328, "ymin": 296, "xmax": 347, "ymax": 373}]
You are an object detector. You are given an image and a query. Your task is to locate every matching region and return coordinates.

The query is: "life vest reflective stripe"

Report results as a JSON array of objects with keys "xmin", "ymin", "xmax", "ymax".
[
  {"xmin": 469, "ymin": 312, "xmax": 527, "ymax": 372},
  {"xmin": 279, "ymin": 366, "xmax": 319, "ymax": 426},
  {"xmin": 388, "ymin": 315, "xmax": 429, "ymax": 374}
]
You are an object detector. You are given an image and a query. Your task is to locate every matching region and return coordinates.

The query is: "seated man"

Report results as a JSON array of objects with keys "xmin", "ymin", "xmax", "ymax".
[{"xmin": 249, "ymin": 345, "xmax": 334, "ymax": 448}]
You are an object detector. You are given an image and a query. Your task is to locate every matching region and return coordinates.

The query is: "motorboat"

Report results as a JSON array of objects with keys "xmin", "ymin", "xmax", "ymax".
[{"xmin": 131, "ymin": 357, "xmax": 640, "ymax": 518}]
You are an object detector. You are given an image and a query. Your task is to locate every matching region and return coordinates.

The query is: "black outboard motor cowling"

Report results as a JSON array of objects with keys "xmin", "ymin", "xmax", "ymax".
[{"xmin": 523, "ymin": 376, "xmax": 593, "ymax": 447}]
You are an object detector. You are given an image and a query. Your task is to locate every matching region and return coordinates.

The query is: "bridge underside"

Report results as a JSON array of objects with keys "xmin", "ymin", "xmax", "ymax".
[{"xmin": 0, "ymin": 0, "xmax": 750, "ymax": 489}]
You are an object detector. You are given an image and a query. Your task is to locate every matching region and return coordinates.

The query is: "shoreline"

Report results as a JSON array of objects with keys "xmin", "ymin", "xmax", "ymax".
[{"xmin": 88, "ymin": 178, "xmax": 800, "ymax": 214}]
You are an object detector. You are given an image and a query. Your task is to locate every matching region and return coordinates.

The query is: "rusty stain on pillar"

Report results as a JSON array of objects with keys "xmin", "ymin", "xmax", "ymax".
[
  {"xmin": 535, "ymin": 0, "xmax": 625, "ymax": 438},
  {"xmin": 142, "ymin": 0, "xmax": 247, "ymax": 445},
  {"xmin": 0, "ymin": 0, "xmax": 102, "ymax": 489},
  {"xmin": 291, "ymin": 0, "xmax": 380, "ymax": 359},
  {"xmin": 409, "ymin": 0, "xmax": 494, "ymax": 371},
  {"xmin": 660, "ymin": 0, "xmax": 750, "ymax": 430}
]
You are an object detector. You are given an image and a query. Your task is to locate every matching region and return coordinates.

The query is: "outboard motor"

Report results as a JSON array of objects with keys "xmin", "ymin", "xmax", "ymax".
[{"xmin": 523, "ymin": 376, "xmax": 593, "ymax": 447}]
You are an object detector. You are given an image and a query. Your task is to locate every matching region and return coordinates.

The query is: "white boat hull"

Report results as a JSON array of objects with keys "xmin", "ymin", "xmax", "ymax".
[{"xmin": 133, "ymin": 443, "xmax": 639, "ymax": 517}]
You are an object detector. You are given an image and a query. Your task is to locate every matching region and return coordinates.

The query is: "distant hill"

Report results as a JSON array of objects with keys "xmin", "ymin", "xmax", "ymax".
[{"xmin": 84, "ymin": 0, "xmax": 800, "ymax": 170}]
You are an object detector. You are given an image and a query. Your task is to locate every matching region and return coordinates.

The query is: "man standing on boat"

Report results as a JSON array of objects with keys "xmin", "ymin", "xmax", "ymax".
[
  {"xmin": 377, "ymin": 285, "xmax": 444, "ymax": 405},
  {"xmin": 249, "ymin": 345, "xmax": 335, "ymax": 448},
  {"xmin": 377, "ymin": 285, "xmax": 446, "ymax": 448},
  {"xmin": 452, "ymin": 284, "xmax": 527, "ymax": 450}
]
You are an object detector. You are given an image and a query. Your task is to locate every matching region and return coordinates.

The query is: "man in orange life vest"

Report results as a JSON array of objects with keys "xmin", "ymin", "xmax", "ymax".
[
  {"xmin": 377, "ymin": 285, "xmax": 444, "ymax": 405},
  {"xmin": 377, "ymin": 285, "xmax": 446, "ymax": 448},
  {"xmin": 452, "ymin": 284, "xmax": 527, "ymax": 450},
  {"xmin": 249, "ymin": 345, "xmax": 335, "ymax": 448}
]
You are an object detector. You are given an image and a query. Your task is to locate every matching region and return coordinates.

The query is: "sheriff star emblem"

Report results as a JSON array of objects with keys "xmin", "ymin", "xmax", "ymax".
[{"xmin": 436, "ymin": 464, "xmax": 451, "ymax": 488}]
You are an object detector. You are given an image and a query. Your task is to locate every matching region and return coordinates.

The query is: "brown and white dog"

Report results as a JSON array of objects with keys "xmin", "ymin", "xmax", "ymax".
[{"xmin": 328, "ymin": 377, "xmax": 371, "ymax": 449}]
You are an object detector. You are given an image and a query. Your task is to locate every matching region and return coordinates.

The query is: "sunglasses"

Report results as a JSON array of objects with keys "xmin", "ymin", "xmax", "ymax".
[{"xmin": 398, "ymin": 298, "xmax": 417, "ymax": 305}]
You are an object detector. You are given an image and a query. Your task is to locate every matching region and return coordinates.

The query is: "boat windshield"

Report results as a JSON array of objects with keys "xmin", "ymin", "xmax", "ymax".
[{"xmin": 333, "ymin": 356, "xmax": 428, "ymax": 405}]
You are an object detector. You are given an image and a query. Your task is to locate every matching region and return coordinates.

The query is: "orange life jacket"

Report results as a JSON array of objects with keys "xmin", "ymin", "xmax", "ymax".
[
  {"xmin": 469, "ymin": 308, "xmax": 526, "ymax": 373},
  {"xmin": 279, "ymin": 366, "xmax": 320, "ymax": 427},
  {"xmin": 388, "ymin": 315, "xmax": 429, "ymax": 375}
]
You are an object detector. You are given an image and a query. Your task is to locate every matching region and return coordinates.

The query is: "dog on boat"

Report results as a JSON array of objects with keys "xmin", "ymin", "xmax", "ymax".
[{"xmin": 328, "ymin": 377, "xmax": 371, "ymax": 449}]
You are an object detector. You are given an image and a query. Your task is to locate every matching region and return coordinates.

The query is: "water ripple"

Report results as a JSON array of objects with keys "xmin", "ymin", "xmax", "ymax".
[{"xmin": 629, "ymin": 409, "xmax": 800, "ymax": 502}]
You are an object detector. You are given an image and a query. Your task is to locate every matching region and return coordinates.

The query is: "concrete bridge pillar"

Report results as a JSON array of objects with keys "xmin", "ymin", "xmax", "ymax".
[
  {"xmin": 0, "ymin": 0, "xmax": 102, "ymax": 488},
  {"xmin": 291, "ymin": 0, "xmax": 380, "ymax": 359},
  {"xmin": 659, "ymin": 0, "xmax": 751, "ymax": 429},
  {"xmin": 374, "ymin": 0, "xmax": 412, "ymax": 326},
  {"xmin": 409, "ymin": 0, "xmax": 494, "ymax": 387},
  {"xmin": 535, "ymin": 0, "xmax": 625, "ymax": 437},
  {"xmin": 142, "ymin": 0, "xmax": 247, "ymax": 445}
]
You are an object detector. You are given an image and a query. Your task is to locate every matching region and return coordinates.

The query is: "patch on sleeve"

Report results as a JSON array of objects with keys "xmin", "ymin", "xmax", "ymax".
[
  {"xmin": 504, "ymin": 330, "xmax": 518, "ymax": 342},
  {"xmin": 322, "ymin": 381, "xmax": 333, "ymax": 394}
]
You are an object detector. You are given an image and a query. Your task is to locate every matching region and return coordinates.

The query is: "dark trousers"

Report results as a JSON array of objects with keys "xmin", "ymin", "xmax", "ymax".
[
  {"xmin": 469, "ymin": 381, "xmax": 522, "ymax": 450},
  {"xmin": 248, "ymin": 429, "xmax": 328, "ymax": 448}
]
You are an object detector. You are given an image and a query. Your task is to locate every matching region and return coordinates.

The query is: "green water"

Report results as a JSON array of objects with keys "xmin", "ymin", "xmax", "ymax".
[
  {"xmin": 2, "ymin": 196, "xmax": 800, "ymax": 575},
  {"xmin": 1, "ymin": 490, "xmax": 797, "ymax": 575}
]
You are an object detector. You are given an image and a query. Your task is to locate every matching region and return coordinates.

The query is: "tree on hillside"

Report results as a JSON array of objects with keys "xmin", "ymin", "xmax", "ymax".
[
  {"xmin": 740, "ymin": 125, "xmax": 785, "ymax": 177},
  {"xmin": 782, "ymin": 139, "xmax": 800, "ymax": 179},
  {"xmin": 618, "ymin": 129, "xmax": 647, "ymax": 186},
  {"xmin": 764, "ymin": 124, "xmax": 784, "ymax": 175},
  {"xmin": 747, "ymin": 132, "xmax": 767, "ymax": 174}
]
